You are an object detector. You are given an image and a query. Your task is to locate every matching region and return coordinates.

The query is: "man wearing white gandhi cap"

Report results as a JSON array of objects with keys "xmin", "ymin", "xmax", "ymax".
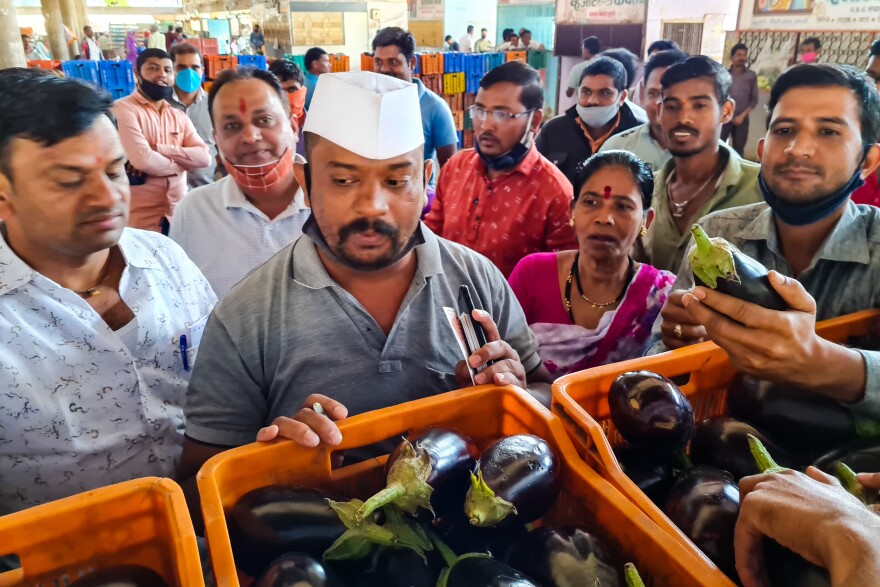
[{"xmin": 178, "ymin": 72, "xmax": 543, "ymax": 485}]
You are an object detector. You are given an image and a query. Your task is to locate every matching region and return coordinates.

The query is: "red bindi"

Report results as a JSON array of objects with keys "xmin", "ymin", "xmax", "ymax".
[
  {"xmin": 238, "ymin": 98, "xmax": 247, "ymax": 115},
  {"xmin": 604, "ymin": 186, "xmax": 612, "ymax": 200},
  {"xmin": 95, "ymin": 156, "xmax": 104, "ymax": 166}
]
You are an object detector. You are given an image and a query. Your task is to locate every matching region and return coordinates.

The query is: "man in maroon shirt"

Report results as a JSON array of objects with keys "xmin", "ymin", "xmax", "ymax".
[{"xmin": 425, "ymin": 62, "xmax": 577, "ymax": 276}]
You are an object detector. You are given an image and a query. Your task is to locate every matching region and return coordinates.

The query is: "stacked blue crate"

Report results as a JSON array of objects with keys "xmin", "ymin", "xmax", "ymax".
[
  {"xmin": 444, "ymin": 52, "xmax": 464, "ymax": 73},
  {"xmin": 62, "ymin": 61, "xmax": 100, "ymax": 86},
  {"xmin": 464, "ymin": 54, "xmax": 486, "ymax": 94},
  {"xmin": 413, "ymin": 53, "xmax": 421, "ymax": 76},
  {"xmin": 98, "ymin": 61, "xmax": 135, "ymax": 100},
  {"xmin": 457, "ymin": 130, "xmax": 464, "ymax": 148},
  {"xmin": 237, "ymin": 55, "xmax": 267, "ymax": 70},
  {"xmin": 486, "ymin": 53, "xmax": 505, "ymax": 69}
]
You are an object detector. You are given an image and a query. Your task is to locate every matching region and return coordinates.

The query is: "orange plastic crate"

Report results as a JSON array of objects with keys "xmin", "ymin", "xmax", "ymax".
[
  {"xmin": 329, "ymin": 54, "xmax": 349, "ymax": 72},
  {"xmin": 27, "ymin": 60, "xmax": 62, "ymax": 70},
  {"xmin": 206, "ymin": 55, "xmax": 238, "ymax": 80},
  {"xmin": 198, "ymin": 385, "xmax": 727, "ymax": 587},
  {"xmin": 0, "ymin": 477, "xmax": 204, "ymax": 587},
  {"xmin": 551, "ymin": 309, "xmax": 880, "ymax": 586},
  {"xmin": 201, "ymin": 38, "xmax": 220, "ymax": 56},
  {"xmin": 505, "ymin": 51, "xmax": 527, "ymax": 63},
  {"xmin": 360, "ymin": 53, "xmax": 375, "ymax": 72}
]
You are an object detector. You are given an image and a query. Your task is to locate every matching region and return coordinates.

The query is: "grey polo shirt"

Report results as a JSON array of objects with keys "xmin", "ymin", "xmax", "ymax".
[
  {"xmin": 168, "ymin": 88, "xmax": 217, "ymax": 188},
  {"xmin": 185, "ymin": 225, "xmax": 541, "ymax": 447},
  {"xmin": 648, "ymin": 201, "xmax": 880, "ymax": 419},
  {"xmin": 599, "ymin": 123, "xmax": 672, "ymax": 174}
]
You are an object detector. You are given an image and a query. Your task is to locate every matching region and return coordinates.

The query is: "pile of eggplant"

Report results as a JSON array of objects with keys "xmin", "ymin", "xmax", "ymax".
[
  {"xmin": 608, "ymin": 368, "xmax": 880, "ymax": 586},
  {"xmin": 64, "ymin": 565, "xmax": 169, "ymax": 586},
  {"xmin": 226, "ymin": 428, "xmax": 644, "ymax": 586}
]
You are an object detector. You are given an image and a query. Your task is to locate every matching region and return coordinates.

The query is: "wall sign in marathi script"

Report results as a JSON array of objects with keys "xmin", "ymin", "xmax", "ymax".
[{"xmin": 557, "ymin": 0, "xmax": 647, "ymax": 25}]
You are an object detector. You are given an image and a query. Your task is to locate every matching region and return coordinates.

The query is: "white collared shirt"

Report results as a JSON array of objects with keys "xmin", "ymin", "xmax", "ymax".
[
  {"xmin": 169, "ymin": 165, "xmax": 310, "ymax": 297},
  {"xmin": 0, "ymin": 228, "xmax": 216, "ymax": 515}
]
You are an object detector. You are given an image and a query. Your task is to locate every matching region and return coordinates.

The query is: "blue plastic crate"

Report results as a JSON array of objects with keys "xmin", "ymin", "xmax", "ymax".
[
  {"xmin": 413, "ymin": 53, "xmax": 421, "ymax": 75},
  {"xmin": 444, "ymin": 52, "xmax": 464, "ymax": 73},
  {"xmin": 487, "ymin": 53, "xmax": 505, "ymax": 70},
  {"xmin": 108, "ymin": 87, "xmax": 132, "ymax": 100},
  {"xmin": 457, "ymin": 130, "xmax": 463, "ymax": 148},
  {"xmin": 62, "ymin": 60, "xmax": 100, "ymax": 86},
  {"xmin": 99, "ymin": 61, "xmax": 134, "ymax": 91},
  {"xmin": 466, "ymin": 74, "xmax": 482, "ymax": 95},
  {"xmin": 237, "ymin": 55, "xmax": 267, "ymax": 70}
]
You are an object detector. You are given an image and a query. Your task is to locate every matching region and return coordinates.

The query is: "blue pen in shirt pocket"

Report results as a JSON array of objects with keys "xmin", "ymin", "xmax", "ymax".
[{"xmin": 180, "ymin": 334, "xmax": 190, "ymax": 371}]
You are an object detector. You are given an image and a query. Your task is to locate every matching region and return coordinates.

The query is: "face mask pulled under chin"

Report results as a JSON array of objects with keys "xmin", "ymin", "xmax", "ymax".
[
  {"xmin": 139, "ymin": 78, "xmax": 174, "ymax": 101},
  {"xmin": 475, "ymin": 110, "xmax": 535, "ymax": 172},
  {"xmin": 222, "ymin": 148, "xmax": 295, "ymax": 196},
  {"xmin": 759, "ymin": 160, "xmax": 866, "ymax": 226}
]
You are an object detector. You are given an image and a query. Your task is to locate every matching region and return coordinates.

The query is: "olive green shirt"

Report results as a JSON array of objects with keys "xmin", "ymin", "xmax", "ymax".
[{"xmin": 641, "ymin": 142, "xmax": 762, "ymax": 274}]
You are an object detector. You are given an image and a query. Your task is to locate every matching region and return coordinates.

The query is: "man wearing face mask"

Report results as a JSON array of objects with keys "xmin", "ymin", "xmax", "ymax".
[
  {"xmin": 168, "ymin": 67, "xmax": 308, "ymax": 298},
  {"xmin": 112, "ymin": 48, "xmax": 211, "ymax": 233},
  {"xmin": 425, "ymin": 62, "xmax": 577, "ymax": 277},
  {"xmin": 268, "ymin": 59, "xmax": 308, "ymax": 158},
  {"xmin": 168, "ymin": 43, "xmax": 216, "ymax": 188},
  {"xmin": 651, "ymin": 64, "xmax": 880, "ymax": 423},
  {"xmin": 537, "ymin": 57, "xmax": 644, "ymax": 186}
]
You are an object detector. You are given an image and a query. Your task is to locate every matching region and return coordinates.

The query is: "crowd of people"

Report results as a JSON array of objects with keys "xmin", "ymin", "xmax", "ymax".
[{"xmin": 2, "ymin": 27, "xmax": 880, "ymax": 585}]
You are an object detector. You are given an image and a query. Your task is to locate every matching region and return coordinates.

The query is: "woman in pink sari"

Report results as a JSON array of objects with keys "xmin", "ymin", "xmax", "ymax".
[
  {"xmin": 509, "ymin": 150, "xmax": 674, "ymax": 378},
  {"xmin": 124, "ymin": 31, "xmax": 138, "ymax": 69}
]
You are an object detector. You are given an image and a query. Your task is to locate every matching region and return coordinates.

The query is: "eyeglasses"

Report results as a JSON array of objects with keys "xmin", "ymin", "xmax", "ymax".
[{"xmin": 468, "ymin": 105, "xmax": 534, "ymax": 124}]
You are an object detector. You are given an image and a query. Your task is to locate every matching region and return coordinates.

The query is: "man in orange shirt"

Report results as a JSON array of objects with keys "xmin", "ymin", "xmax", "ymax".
[
  {"xmin": 425, "ymin": 62, "xmax": 577, "ymax": 277},
  {"xmin": 112, "ymin": 48, "xmax": 210, "ymax": 233}
]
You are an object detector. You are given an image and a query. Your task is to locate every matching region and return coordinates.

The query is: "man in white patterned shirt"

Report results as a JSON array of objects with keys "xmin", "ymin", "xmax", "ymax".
[
  {"xmin": 169, "ymin": 67, "xmax": 308, "ymax": 297},
  {"xmin": 0, "ymin": 70, "xmax": 216, "ymax": 515}
]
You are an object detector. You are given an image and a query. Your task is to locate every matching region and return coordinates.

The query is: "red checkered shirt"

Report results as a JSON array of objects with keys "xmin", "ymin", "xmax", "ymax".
[{"xmin": 425, "ymin": 146, "xmax": 578, "ymax": 277}]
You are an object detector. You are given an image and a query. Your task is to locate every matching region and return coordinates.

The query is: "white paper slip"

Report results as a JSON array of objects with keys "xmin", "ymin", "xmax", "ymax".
[{"xmin": 443, "ymin": 306, "xmax": 475, "ymax": 385}]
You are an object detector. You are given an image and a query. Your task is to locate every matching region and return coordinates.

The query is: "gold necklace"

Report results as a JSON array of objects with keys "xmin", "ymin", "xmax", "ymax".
[
  {"xmin": 667, "ymin": 164, "xmax": 723, "ymax": 219},
  {"xmin": 73, "ymin": 258, "xmax": 111, "ymax": 298},
  {"xmin": 564, "ymin": 253, "xmax": 635, "ymax": 316}
]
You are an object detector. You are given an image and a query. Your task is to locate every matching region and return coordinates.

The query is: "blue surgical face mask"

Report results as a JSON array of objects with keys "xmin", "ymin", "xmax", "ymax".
[{"xmin": 175, "ymin": 68, "xmax": 202, "ymax": 94}]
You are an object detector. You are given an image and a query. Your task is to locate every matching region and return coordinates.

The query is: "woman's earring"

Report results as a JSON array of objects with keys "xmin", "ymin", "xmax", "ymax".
[
  {"xmin": 640, "ymin": 225, "xmax": 648, "ymax": 237},
  {"xmin": 569, "ymin": 217, "xmax": 575, "ymax": 227}
]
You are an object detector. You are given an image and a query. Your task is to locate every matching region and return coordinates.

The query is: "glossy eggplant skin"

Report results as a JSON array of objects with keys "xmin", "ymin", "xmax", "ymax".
[
  {"xmin": 385, "ymin": 427, "xmax": 478, "ymax": 517},
  {"xmin": 694, "ymin": 251, "xmax": 787, "ymax": 311},
  {"xmin": 690, "ymin": 416, "xmax": 803, "ymax": 481},
  {"xmin": 435, "ymin": 513, "xmax": 528, "ymax": 562},
  {"xmin": 228, "ymin": 486, "xmax": 347, "ymax": 577},
  {"xmin": 477, "ymin": 434, "xmax": 562, "ymax": 525},
  {"xmin": 508, "ymin": 527, "xmax": 621, "ymax": 587},
  {"xmin": 254, "ymin": 553, "xmax": 348, "ymax": 587},
  {"xmin": 814, "ymin": 438, "xmax": 880, "ymax": 474},
  {"xmin": 444, "ymin": 556, "xmax": 540, "ymax": 587},
  {"xmin": 613, "ymin": 446, "xmax": 676, "ymax": 507},
  {"xmin": 359, "ymin": 547, "xmax": 445, "ymax": 587},
  {"xmin": 664, "ymin": 466, "xmax": 740, "ymax": 580},
  {"xmin": 609, "ymin": 371, "xmax": 695, "ymax": 454},
  {"xmin": 68, "ymin": 566, "xmax": 168, "ymax": 587},
  {"xmin": 727, "ymin": 374, "xmax": 856, "ymax": 453},
  {"xmin": 764, "ymin": 539, "xmax": 831, "ymax": 587}
]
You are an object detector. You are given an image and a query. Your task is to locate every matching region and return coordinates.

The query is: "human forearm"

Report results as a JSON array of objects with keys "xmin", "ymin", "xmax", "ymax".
[
  {"xmin": 809, "ymin": 339, "xmax": 867, "ymax": 404},
  {"xmin": 824, "ymin": 511, "xmax": 880, "ymax": 586},
  {"xmin": 157, "ymin": 143, "xmax": 211, "ymax": 170}
]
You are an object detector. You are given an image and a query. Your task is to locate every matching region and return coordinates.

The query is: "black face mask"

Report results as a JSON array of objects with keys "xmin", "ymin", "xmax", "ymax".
[
  {"xmin": 139, "ymin": 78, "xmax": 173, "ymax": 102},
  {"xmin": 760, "ymin": 160, "xmax": 866, "ymax": 227},
  {"xmin": 475, "ymin": 111, "xmax": 535, "ymax": 172}
]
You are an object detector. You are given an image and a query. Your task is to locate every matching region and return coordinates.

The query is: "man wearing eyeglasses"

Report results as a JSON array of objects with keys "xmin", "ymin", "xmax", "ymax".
[{"xmin": 424, "ymin": 62, "xmax": 577, "ymax": 277}]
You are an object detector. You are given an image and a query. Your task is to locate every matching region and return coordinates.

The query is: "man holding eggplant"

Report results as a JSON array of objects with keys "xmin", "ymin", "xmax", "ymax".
[{"xmin": 655, "ymin": 63, "xmax": 880, "ymax": 415}]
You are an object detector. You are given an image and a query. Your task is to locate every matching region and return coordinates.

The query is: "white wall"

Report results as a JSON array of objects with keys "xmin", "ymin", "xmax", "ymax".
[
  {"xmin": 644, "ymin": 0, "xmax": 739, "ymax": 62},
  {"xmin": 444, "ymin": 0, "xmax": 497, "ymax": 48}
]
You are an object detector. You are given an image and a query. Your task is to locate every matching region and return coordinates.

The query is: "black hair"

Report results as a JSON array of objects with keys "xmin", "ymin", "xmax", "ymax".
[
  {"xmin": 0, "ymin": 69, "xmax": 113, "ymax": 179},
  {"xmin": 870, "ymin": 39, "xmax": 880, "ymax": 57},
  {"xmin": 648, "ymin": 39, "xmax": 679, "ymax": 54},
  {"xmin": 208, "ymin": 66, "xmax": 287, "ymax": 121},
  {"xmin": 467, "ymin": 25, "xmax": 474, "ymax": 33},
  {"xmin": 268, "ymin": 59, "xmax": 305, "ymax": 86},
  {"xmin": 600, "ymin": 48, "xmax": 639, "ymax": 88},
  {"xmin": 175, "ymin": 26, "xmax": 183, "ymax": 33},
  {"xmin": 502, "ymin": 28, "xmax": 513, "ymax": 42},
  {"xmin": 572, "ymin": 151, "xmax": 654, "ymax": 210},
  {"xmin": 642, "ymin": 49, "xmax": 689, "ymax": 86},
  {"xmin": 730, "ymin": 43, "xmax": 748, "ymax": 57},
  {"xmin": 136, "ymin": 48, "xmax": 171, "ymax": 74},
  {"xmin": 579, "ymin": 56, "xmax": 627, "ymax": 93},
  {"xmin": 170, "ymin": 42, "xmax": 202, "ymax": 65},
  {"xmin": 372, "ymin": 27, "xmax": 416, "ymax": 62},
  {"xmin": 582, "ymin": 36, "xmax": 601, "ymax": 54},
  {"xmin": 167, "ymin": 25, "xmax": 173, "ymax": 31},
  {"xmin": 481, "ymin": 28, "xmax": 488, "ymax": 33},
  {"xmin": 660, "ymin": 55, "xmax": 732, "ymax": 104},
  {"xmin": 304, "ymin": 47, "xmax": 328, "ymax": 72},
  {"xmin": 445, "ymin": 35, "xmax": 453, "ymax": 42},
  {"xmin": 768, "ymin": 63, "xmax": 880, "ymax": 148},
  {"xmin": 521, "ymin": 29, "xmax": 531, "ymax": 36},
  {"xmin": 802, "ymin": 37, "xmax": 821, "ymax": 51},
  {"xmin": 479, "ymin": 61, "xmax": 543, "ymax": 111}
]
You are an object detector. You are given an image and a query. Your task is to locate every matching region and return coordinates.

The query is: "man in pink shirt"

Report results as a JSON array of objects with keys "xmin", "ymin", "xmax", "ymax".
[{"xmin": 112, "ymin": 48, "xmax": 210, "ymax": 233}]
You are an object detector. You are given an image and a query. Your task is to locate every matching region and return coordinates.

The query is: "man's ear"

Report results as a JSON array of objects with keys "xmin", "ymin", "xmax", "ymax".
[
  {"xmin": 721, "ymin": 98, "xmax": 735, "ymax": 125},
  {"xmin": 756, "ymin": 137, "xmax": 765, "ymax": 163},
  {"xmin": 0, "ymin": 171, "xmax": 15, "ymax": 220},
  {"xmin": 294, "ymin": 161, "xmax": 310, "ymax": 207},
  {"xmin": 619, "ymin": 88, "xmax": 628, "ymax": 106},
  {"xmin": 863, "ymin": 143, "xmax": 880, "ymax": 180}
]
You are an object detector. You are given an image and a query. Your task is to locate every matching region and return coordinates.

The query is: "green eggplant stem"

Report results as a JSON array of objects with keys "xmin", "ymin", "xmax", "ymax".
[
  {"xmin": 355, "ymin": 484, "xmax": 407, "ymax": 523},
  {"xmin": 427, "ymin": 530, "xmax": 459, "ymax": 568},
  {"xmin": 464, "ymin": 469, "xmax": 517, "ymax": 527},
  {"xmin": 322, "ymin": 522, "xmax": 398, "ymax": 561},
  {"xmin": 691, "ymin": 224, "xmax": 714, "ymax": 256},
  {"xmin": 354, "ymin": 439, "xmax": 435, "ymax": 523},
  {"xmin": 624, "ymin": 563, "xmax": 646, "ymax": 587},
  {"xmin": 748, "ymin": 434, "xmax": 788, "ymax": 474},
  {"xmin": 674, "ymin": 449, "xmax": 693, "ymax": 471},
  {"xmin": 436, "ymin": 553, "xmax": 494, "ymax": 587},
  {"xmin": 834, "ymin": 462, "xmax": 867, "ymax": 504},
  {"xmin": 687, "ymin": 224, "xmax": 739, "ymax": 289}
]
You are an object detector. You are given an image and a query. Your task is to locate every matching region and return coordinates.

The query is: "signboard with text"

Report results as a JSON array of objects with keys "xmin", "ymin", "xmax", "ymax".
[
  {"xmin": 556, "ymin": 0, "xmax": 646, "ymax": 25},
  {"xmin": 740, "ymin": 0, "xmax": 880, "ymax": 30}
]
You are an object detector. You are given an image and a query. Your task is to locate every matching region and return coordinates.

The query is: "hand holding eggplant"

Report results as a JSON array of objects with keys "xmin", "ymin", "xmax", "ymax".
[
  {"xmin": 735, "ymin": 467, "xmax": 880, "ymax": 587},
  {"xmin": 658, "ymin": 289, "xmax": 708, "ymax": 350},
  {"xmin": 455, "ymin": 309, "xmax": 528, "ymax": 388},
  {"xmin": 256, "ymin": 393, "xmax": 348, "ymax": 448}
]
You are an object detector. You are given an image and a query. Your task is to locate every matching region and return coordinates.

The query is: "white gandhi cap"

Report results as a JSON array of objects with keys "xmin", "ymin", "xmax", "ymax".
[{"xmin": 303, "ymin": 71, "xmax": 425, "ymax": 160}]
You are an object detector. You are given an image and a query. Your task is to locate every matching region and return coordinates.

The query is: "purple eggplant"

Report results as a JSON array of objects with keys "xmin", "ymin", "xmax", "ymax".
[
  {"xmin": 608, "ymin": 371, "xmax": 695, "ymax": 454},
  {"xmin": 464, "ymin": 434, "xmax": 562, "ymax": 527},
  {"xmin": 508, "ymin": 527, "xmax": 621, "ymax": 587},
  {"xmin": 228, "ymin": 486, "xmax": 347, "ymax": 577},
  {"xmin": 438, "ymin": 554, "xmax": 540, "ymax": 587},
  {"xmin": 435, "ymin": 512, "xmax": 527, "ymax": 562},
  {"xmin": 664, "ymin": 466, "xmax": 740, "ymax": 580},
  {"xmin": 613, "ymin": 446, "xmax": 676, "ymax": 507},
  {"xmin": 254, "ymin": 553, "xmax": 348, "ymax": 587},
  {"xmin": 690, "ymin": 416, "xmax": 802, "ymax": 481},
  {"xmin": 68, "ymin": 566, "xmax": 168, "ymax": 587},
  {"xmin": 351, "ymin": 546, "xmax": 445, "ymax": 587},
  {"xmin": 688, "ymin": 224, "xmax": 787, "ymax": 311},
  {"xmin": 764, "ymin": 539, "xmax": 831, "ymax": 587},
  {"xmin": 355, "ymin": 427, "xmax": 478, "ymax": 523},
  {"xmin": 727, "ymin": 373, "xmax": 861, "ymax": 453},
  {"xmin": 814, "ymin": 437, "xmax": 880, "ymax": 475}
]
